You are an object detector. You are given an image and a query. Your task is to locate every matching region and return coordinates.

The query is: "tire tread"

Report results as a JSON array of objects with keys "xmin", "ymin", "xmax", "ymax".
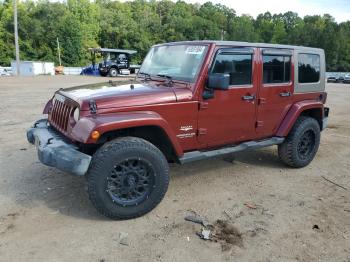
[
  {"xmin": 87, "ymin": 137, "xmax": 169, "ymax": 220},
  {"xmin": 278, "ymin": 116, "xmax": 320, "ymax": 168}
]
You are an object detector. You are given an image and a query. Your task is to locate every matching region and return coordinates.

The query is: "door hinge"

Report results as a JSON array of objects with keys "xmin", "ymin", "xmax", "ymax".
[
  {"xmin": 198, "ymin": 128, "xmax": 207, "ymax": 135},
  {"xmin": 199, "ymin": 101, "xmax": 208, "ymax": 110},
  {"xmin": 258, "ymin": 98, "xmax": 266, "ymax": 105},
  {"xmin": 256, "ymin": 121, "xmax": 264, "ymax": 128}
]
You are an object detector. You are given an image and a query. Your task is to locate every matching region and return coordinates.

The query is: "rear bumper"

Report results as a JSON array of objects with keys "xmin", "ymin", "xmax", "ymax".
[
  {"xmin": 26, "ymin": 119, "xmax": 91, "ymax": 176},
  {"xmin": 322, "ymin": 107, "xmax": 329, "ymax": 131}
]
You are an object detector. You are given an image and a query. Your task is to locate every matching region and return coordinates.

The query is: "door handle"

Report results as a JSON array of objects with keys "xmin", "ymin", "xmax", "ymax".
[
  {"xmin": 280, "ymin": 92, "xmax": 291, "ymax": 97},
  {"xmin": 242, "ymin": 95, "xmax": 255, "ymax": 101}
]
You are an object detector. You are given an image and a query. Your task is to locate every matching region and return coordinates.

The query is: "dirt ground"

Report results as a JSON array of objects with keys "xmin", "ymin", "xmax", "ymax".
[{"xmin": 0, "ymin": 75, "xmax": 349, "ymax": 262}]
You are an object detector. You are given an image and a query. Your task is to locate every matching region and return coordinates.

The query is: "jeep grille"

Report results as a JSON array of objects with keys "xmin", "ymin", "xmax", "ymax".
[{"xmin": 49, "ymin": 97, "xmax": 74, "ymax": 132}]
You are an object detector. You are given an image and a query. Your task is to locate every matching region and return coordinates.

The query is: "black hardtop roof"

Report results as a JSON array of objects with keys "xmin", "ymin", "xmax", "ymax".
[
  {"xmin": 155, "ymin": 40, "xmax": 323, "ymax": 52},
  {"xmin": 88, "ymin": 48, "xmax": 137, "ymax": 55}
]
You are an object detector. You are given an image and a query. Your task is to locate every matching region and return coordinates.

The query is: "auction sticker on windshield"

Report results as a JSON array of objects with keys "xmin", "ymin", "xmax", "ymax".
[{"xmin": 186, "ymin": 46, "xmax": 205, "ymax": 55}]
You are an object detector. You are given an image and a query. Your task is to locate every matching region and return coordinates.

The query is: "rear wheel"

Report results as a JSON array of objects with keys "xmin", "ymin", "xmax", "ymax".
[
  {"xmin": 278, "ymin": 116, "xmax": 320, "ymax": 168},
  {"xmin": 109, "ymin": 68, "xmax": 118, "ymax": 77},
  {"xmin": 87, "ymin": 137, "xmax": 169, "ymax": 219}
]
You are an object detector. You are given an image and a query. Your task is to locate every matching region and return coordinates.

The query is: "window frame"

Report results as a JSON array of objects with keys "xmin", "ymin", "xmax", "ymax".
[
  {"xmin": 139, "ymin": 43, "xmax": 210, "ymax": 83},
  {"xmin": 297, "ymin": 53, "xmax": 321, "ymax": 84},
  {"xmin": 262, "ymin": 49, "xmax": 293, "ymax": 87},
  {"xmin": 210, "ymin": 48, "xmax": 254, "ymax": 89}
]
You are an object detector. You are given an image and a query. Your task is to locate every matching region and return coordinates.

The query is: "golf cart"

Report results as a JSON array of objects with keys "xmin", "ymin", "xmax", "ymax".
[{"xmin": 81, "ymin": 48, "xmax": 139, "ymax": 77}]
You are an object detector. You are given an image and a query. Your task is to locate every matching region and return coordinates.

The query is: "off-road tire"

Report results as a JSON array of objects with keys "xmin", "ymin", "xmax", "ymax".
[
  {"xmin": 109, "ymin": 68, "xmax": 118, "ymax": 77},
  {"xmin": 87, "ymin": 137, "xmax": 170, "ymax": 220},
  {"xmin": 278, "ymin": 116, "xmax": 320, "ymax": 168}
]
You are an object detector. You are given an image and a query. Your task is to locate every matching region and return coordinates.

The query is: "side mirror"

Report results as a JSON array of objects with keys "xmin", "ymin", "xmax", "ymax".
[{"xmin": 207, "ymin": 73, "xmax": 230, "ymax": 90}]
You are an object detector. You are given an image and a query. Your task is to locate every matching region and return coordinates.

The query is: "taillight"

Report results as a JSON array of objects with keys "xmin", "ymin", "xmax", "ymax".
[{"xmin": 319, "ymin": 92, "xmax": 327, "ymax": 103}]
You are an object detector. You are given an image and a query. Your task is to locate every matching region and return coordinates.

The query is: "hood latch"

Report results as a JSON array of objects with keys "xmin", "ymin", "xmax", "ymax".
[{"xmin": 89, "ymin": 99, "xmax": 97, "ymax": 114}]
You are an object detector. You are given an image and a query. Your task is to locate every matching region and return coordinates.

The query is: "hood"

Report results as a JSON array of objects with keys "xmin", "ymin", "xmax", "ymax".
[{"xmin": 58, "ymin": 80, "xmax": 184, "ymax": 111}]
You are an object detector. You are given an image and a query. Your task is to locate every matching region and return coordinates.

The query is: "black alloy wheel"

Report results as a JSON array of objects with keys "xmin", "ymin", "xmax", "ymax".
[
  {"xmin": 106, "ymin": 158, "xmax": 156, "ymax": 207},
  {"xmin": 87, "ymin": 137, "xmax": 170, "ymax": 219}
]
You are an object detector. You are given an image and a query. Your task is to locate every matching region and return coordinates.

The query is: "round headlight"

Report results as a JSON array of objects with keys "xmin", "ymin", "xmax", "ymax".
[{"xmin": 73, "ymin": 108, "xmax": 80, "ymax": 122}]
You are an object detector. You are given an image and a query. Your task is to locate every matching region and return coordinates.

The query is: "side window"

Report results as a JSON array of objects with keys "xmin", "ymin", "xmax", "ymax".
[
  {"xmin": 118, "ymin": 54, "xmax": 127, "ymax": 61},
  {"xmin": 263, "ymin": 55, "xmax": 291, "ymax": 84},
  {"xmin": 298, "ymin": 54, "xmax": 320, "ymax": 83},
  {"xmin": 212, "ymin": 53, "xmax": 252, "ymax": 85}
]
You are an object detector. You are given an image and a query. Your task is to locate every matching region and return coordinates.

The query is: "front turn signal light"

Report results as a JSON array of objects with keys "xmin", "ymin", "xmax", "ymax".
[{"xmin": 91, "ymin": 130, "xmax": 100, "ymax": 140}]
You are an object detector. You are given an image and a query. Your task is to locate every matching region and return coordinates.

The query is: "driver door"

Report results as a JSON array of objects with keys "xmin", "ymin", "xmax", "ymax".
[{"xmin": 197, "ymin": 48, "xmax": 258, "ymax": 148}]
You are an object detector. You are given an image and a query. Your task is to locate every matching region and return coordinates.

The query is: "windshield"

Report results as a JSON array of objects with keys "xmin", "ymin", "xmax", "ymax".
[{"xmin": 139, "ymin": 44, "xmax": 208, "ymax": 82}]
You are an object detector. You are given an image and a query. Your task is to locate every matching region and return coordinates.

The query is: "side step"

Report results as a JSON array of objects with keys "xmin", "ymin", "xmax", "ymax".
[{"xmin": 179, "ymin": 137, "xmax": 285, "ymax": 164}]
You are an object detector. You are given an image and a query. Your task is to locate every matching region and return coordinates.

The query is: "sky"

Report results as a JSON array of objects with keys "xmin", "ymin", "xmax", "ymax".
[{"xmin": 184, "ymin": 0, "xmax": 350, "ymax": 23}]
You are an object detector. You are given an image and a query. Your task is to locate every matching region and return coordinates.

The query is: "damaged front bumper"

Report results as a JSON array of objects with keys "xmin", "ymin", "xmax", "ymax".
[{"xmin": 26, "ymin": 119, "xmax": 91, "ymax": 176}]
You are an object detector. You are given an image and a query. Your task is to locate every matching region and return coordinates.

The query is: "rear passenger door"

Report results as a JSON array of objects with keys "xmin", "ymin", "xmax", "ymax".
[{"xmin": 256, "ymin": 49, "xmax": 294, "ymax": 138}]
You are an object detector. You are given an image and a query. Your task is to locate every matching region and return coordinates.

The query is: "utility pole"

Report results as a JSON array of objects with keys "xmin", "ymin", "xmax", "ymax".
[
  {"xmin": 14, "ymin": 0, "xmax": 20, "ymax": 76},
  {"xmin": 221, "ymin": 29, "xmax": 226, "ymax": 41},
  {"xmin": 57, "ymin": 37, "xmax": 62, "ymax": 66}
]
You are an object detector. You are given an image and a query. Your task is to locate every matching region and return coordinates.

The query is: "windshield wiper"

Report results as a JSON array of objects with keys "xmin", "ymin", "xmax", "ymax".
[
  {"xmin": 138, "ymin": 71, "xmax": 152, "ymax": 81},
  {"xmin": 138, "ymin": 72, "xmax": 175, "ymax": 87},
  {"xmin": 156, "ymin": 74, "xmax": 174, "ymax": 87}
]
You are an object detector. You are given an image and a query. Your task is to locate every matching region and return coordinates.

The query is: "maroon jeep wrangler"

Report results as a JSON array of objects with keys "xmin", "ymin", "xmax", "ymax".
[{"xmin": 27, "ymin": 41, "xmax": 329, "ymax": 219}]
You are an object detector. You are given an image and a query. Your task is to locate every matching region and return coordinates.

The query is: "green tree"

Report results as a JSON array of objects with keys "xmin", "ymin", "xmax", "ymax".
[
  {"xmin": 271, "ymin": 20, "xmax": 287, "ymax": 43},
  {"xmin": 337, "ymin": 21, "xmax": 350, "ymax": 71},
  {"xmin": 228, "ymin": 15, "xmax": 259, "ymax": 42},
  {"xmin": 59, "ymin": 13, "xmax": 84, "ymax": 66},
  {"xmin": 255, "ymin": 12, "xmax": 274, "ymax": 42},
  {"xmin": 0, "ymin": 0, "xmax": 349, "ymax": 71},
  {"xmin": 0, "ymin": 0, "xmax": 15, "ymax": 65}
]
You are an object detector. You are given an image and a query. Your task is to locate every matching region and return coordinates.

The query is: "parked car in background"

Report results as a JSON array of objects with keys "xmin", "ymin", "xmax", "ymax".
[
  {"xmin": 81, "ymin": 48, "xmax": 140, "ymax": 77},
  {"xmin": 343, "ymin": 74, "xmax": 350, "ymax": 84},
  {"xmin": 327, "ymin": 76, "xmax": 337, "ymax": 83},
  {"xmin": 0, "ymin": 67, "xmax": 12, "ymax": 76},
  {"xmin": 337, "ymin": 75, "xmax": 344, "ymax": 83}
]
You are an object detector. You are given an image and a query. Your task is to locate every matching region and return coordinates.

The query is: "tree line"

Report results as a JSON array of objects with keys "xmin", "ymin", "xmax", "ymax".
[{"xmin": 0, "ymin": 0, "xmax": 349, "ymax": 71}]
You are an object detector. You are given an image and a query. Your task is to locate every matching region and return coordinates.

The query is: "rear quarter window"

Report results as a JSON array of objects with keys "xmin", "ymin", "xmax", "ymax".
[{"xmin": 298, "ymin": 54, "xmax": 320, "ymax": 83}]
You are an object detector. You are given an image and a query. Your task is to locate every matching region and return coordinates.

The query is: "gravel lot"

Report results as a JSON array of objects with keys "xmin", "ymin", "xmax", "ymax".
[{"xmin": 0, "ymin": 76, "xmax": 349, "ymax": 262}]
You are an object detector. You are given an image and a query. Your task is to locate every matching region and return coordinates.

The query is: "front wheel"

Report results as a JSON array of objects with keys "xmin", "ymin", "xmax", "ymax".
[
  {"xmin": 109, "ymin": 68, "xmax": 118, "ymax": 77},
  {"xmin": 87, "ymin": 137, "xmax": 170, "ymax": 219},
  {"xmin": 278, "ymin": 116, "xmax": 320, "ymax": 168}
]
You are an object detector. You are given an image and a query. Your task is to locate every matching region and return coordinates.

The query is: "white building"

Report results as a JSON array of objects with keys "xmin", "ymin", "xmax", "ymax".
[{"xmin": 11, "ymin": 61, "xmax": 55, "ymax": 76}]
